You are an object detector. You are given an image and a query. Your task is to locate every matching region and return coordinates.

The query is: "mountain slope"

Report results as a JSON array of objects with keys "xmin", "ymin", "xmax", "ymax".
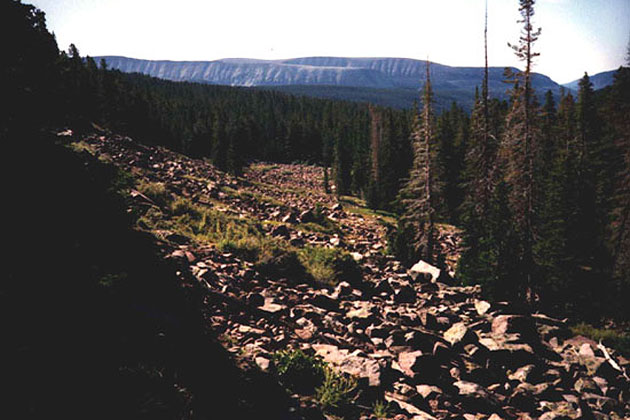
[
  {"xmin": 563, "ymin": 69, "xmax": 618, "ymax": 91},
  {"xmin": 99, "ymin": 56, "xmax": 566, "ymax": 109},
  {"xmin": 63, "ymin": 131, "xmax": 630, "ymax": 420}
]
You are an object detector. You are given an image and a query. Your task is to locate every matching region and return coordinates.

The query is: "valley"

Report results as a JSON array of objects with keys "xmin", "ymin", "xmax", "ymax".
[{"xmin": 68, "ymin": 131, "xmax": 630, "ymax": 419}]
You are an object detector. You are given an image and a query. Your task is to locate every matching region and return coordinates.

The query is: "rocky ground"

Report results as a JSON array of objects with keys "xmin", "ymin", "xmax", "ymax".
[{"xmin": 73, "ymin": 133, "xmax": 630, "ymax": 420}]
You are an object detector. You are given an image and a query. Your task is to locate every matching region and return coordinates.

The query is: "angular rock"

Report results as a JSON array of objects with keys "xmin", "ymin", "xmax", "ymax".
[
  {"xmin": 384, "ymin": 392, "xmax": 437, "ymax": 419},
  {"xmin": 397, "ymin": 350, "xmax": 424, "ymax": 377},
  {"xmin": 539, "ymin": 401, "xmax": 581, "ymax": 419},
  {"xmin": 474, "ymin": 300, "xmax": 492, "ymax": 316},
  {"xmin": 507, "ymin": 364, "xmax": 538, "ymax": 383},
  {"xmin": 491, "ymin": 315, "xmax": 538, "ymax": 341},
  {"xmin": 299, "ymin": 209, "xmax": 316, "ymax": 223},
  {"xmin": 312, "ymin": 344, "xmax": 385, "ymax": 387},
  {"xmin": 444, "ymin": 322, "xmax": 477, "ymax": 346},
  {"xmin": 255, "ymin": 356, "xmax": 271, "ymax": 371},
  {"xmin": 247, "ymin": 292, "xmax": 265, "ymax": 307},
  {"xmin": 394, "ymin": 285, "xmax": 416, "ymax": 304},
  {"xmin": 270, "ymin": 224, "xmax": 290, "ymax": 238},
  {"xmin": 409, "ymin": 259, "xmax": 441, "ymax": 282},
  {"xmin": 350, "ymin": 251, "xmax": 364, "ymax": 262},
  {"xmin": 308, "ymin": 293, "xmax": 339, "ymax": 311},
  {"xmin": 259, "ymin": 298, "xmax": 286, "ymax": 314},
  {"xmin": 346, "ymin": 302, "xmax": 374, "ymax": 320},
  {"xmin": 454, "ymin": 380, "xmax": 504, "ymax": 412},
  {"xmin": 416, "ymin": 384, "xmax": 442, "ymax": 400}
]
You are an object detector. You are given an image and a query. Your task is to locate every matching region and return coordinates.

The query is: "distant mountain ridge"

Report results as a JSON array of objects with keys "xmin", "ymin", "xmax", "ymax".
[
  {"xmin": 99, "ymin": 55, "xmax": 568, "ymax": 109},
  {"xmin": 562, "ymin": 69, "xmax": 618, "ymax": 91}
]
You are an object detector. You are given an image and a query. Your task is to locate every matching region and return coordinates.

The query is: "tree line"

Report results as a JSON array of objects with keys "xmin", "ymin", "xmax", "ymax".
[
  {"xmin": 392, "ymin": 0, "xmax": 630, "ymax": 321},
  {"xmin": 4, "ymin": 0, "xmax": 629, "ymax": 321}
]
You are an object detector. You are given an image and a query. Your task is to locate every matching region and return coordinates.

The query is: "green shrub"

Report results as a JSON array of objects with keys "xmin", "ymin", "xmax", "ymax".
[
  {"xmin": 372, "ymin": 400, "xmax": 392, "ymax": 419},
  {"xmin": 571, "ymin": 323, "xmax": 630, "ymax": 356},
  {"xmin": 299, "ymin": 246, "xmax": 362, "ymax": 287},
  {"xmin": 272, "ymin": 349, "xmax": 325, "ymax": 394},
  {"xmin": 255, "ymin": 246, "xmax": 307, "ymax": 280},
  {"xmin": 137, "ymin": 180, "xmax": 170, "ymax": 208},
  {"xmin": 315, "ymin": 366, "xmax": 358, "ymax": 410},
  {"xmin": 296, "ymin": 221, "xmax": 338, "ymax": 235},
  {"xmin": 169, "ymin": 197, "xmax": 199, "ymax": 217}
]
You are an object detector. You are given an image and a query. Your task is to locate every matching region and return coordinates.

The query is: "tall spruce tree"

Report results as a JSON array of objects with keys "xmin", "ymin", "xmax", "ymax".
[
  {"xmin": 458, "ymin": 0, "xmax": 513, "ymax": 294},
  {"xmin": 464, "ymin": 1, "xmax": 496, "ymax": 215},
  {"xmin": 608, "ymin": 66, "xmax": 630, "ymax": 314},
  {"xmin": 501, "ymin": 0, "xmax": 542, "ymax": 302},
  {"xmin": 367, "ymin": 105, "xmax": 383, "ymax": 208},
  {"xmin": 532, "ymin": 90, "xmax": 572, "ymax": 308},
  {"xmin": 399, "ymin": 61, "xmax": 439, "ymax": 264}
]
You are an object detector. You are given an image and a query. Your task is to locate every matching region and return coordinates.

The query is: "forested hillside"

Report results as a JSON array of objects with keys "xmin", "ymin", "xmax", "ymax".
[
  {"xmin": 3, "ymin": 0, "xmax": 630, "ymax": 418},
  {"xmin": 4, "ymin": 0, "xmax": 629, "ymax": 321}
]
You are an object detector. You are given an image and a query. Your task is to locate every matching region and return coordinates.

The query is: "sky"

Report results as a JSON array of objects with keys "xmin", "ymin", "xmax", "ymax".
[{"xmin": 30, "ymin": 0, "xmax": 630, "ymax": 84}]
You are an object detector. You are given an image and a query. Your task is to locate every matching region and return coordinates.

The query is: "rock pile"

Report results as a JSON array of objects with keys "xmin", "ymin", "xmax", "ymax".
[{"xmin": 80, "ymin": 134, "xmax": 630, "ymax": 419}]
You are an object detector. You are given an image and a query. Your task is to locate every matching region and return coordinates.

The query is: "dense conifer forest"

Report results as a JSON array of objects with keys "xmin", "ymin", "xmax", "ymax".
[
  {"xmin": 4, "ymin": 0, "xmax": 630, "ymax": 418},
  {"xmin": 4, "ymin": 0, "xmax": 629, "ymax": 322}
]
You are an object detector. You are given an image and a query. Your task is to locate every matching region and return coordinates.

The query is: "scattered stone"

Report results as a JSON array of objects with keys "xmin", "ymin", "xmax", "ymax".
[
  {"xmin": 444, "ymin": 322, "xmax": 477, "ymax": 346},
  {"xmin": 255, "ymin": 356, "xmax": 271, "ymax": 371},
  {"xmin": 346, "ymin": 302, "xmax": 374, "ymax": 320},
  {"xmin": 385, "ymin": 392, "xmax": 437, "ymax": 419},
  {"xmin": 394, "ymin": 285, "xmax": 416, "ymax": 304},
  {"xmin": 270, "ymin": 224, "xmax": 290, "ymax": 238},
  {"xmin": 409, "ymin": 260, "xmax": 441, "ymax": 282},
  {"xmin": 312, "ymin": 344, "xmax": 385, "ymax": 387},
  {"xmin": 259, "ymin": 299, "xmax": 286, "ymax": 314},
  {"xmin": 491, "ymin": 315, "xmax": 538, "ymax": 341},
  {"xmin": 165, "ymin": 232, "xmax": 190, "ymax": 244},
  {"xmin": 350, "ymin": 252, "xmax": 364, "ymax": 262},
  {"xmin": 416, "ymin": 384, "xmax": 442, "ymax": 400},
  {"xmin": 474, "ymin": 300, "xmax": 492, "ymax": 316},
  {"xmin": 82, "ymin": 133, "xmax": 630, "ymax": 420},
  {"xmin": 299, "ymin": 209, "xmax": 316, "ymax": 223},
  {"xmin": 247, "ymin": 292, "xmax": 265, "ymax": 307}
]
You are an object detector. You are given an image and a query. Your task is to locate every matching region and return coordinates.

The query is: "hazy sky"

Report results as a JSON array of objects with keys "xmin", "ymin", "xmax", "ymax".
[{"xmin": 30, "ymin": 0, "xmax": 629, "ymax": 84}]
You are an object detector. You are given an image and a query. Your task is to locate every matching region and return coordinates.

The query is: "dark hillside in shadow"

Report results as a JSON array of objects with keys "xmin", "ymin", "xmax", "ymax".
[{"xmin": 2, "ymin": 132, "xmax": 298, "ymax": 420}]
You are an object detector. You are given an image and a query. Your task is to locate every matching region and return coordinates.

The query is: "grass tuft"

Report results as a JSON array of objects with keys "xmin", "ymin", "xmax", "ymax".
[
  {"xmin": 570, "ymin": 323, "xmax": 630, "ymax": 356},
  {"xmin": 272, "ymin": 349, "xmax": 326, "ymax": 395},
  {"xmin": 315, "ymin": 366, "xmax": 358, "ymax": 410},
  {"xmin": 137, "ymin": 180, "xmax": 170, "ymax": 208},
  {"xmin": 299, "ymin": 246, "xmax": 362, "ymax": 287},
  {"xmin": 372, "ymin": 400, "xmax": 392, "ymax": 419}
]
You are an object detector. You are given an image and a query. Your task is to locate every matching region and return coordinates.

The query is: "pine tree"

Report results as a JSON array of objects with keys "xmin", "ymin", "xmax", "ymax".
[
  {"xmin": 458, "ymin": 1, "xmax": 508, "ymax": 292},
  {"xmin": 501, "ymin": 0, "xmax": 542, "ymax": 302},
  {"xmin": 462, "ymin": 1, "xmax": 496, "ymax": 217},
  {"xmin": 332, "ymin": 131, "xmax": 350, "ymax": 197},
  {"xmin": 532, "ymin": 90, "xmax": 572, "ymax": 308},
  {"xmin": 607, "ymin": 66, "xmax": 630, "ymax": 313},
  {"xmin": 399, "ymin": 61, "xmax": 439, "ymax": 264},
  {"xmin": 323, "ymin": 166, "xmax": 330, "ymax": 194},
  {"xmin": 367, "ymin": 105, "xmax": 383, "ymax": 208}
]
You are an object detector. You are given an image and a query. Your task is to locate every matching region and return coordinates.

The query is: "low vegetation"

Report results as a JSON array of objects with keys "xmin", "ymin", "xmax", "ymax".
[
  {"xmin": 341, "ymin": 196, "xmax": 397, "ymax": 226},
  {"xmin": 272, "ymin": 349, "xmax": 326, "ymax": 394},
  {"xmin": 315, "ymin": 366, "xmax": 358, "ymax": 411},
  {"xmin": 299, "ymin": 246, "xmax": 362, "ymax": 287},
  {"xmin": 136, "ymin": 180, "xmax": 171, "ymax": 208},
  {"xmin": 571, "ymin": 323, "xmax": 630, "ymax": 357},
  {"xmin": 272, "ymin": 349, "xmax": 358, "ymax": 413},
  {"xmin": 372, "ymin": 400, "xmax": 392, "ymax": 419},
  {"xmin": 135, "ymin": 189, "xmax": 360, "ymax": 287}
]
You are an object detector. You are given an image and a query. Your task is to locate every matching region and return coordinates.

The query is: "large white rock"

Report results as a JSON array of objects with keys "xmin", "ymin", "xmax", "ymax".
[{"xmin": 409, "ymin": 259, "xmax": 441, "ymax": 282}]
